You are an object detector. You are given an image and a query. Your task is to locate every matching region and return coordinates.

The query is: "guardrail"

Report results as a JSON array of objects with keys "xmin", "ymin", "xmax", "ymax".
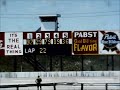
[
  {"xmin": 0, "ymin": 83, "xmax": 57, "ymax": 90},
  {"xmin": 0, "ymin": 83, "xmax": 120, "ymax": 90}
]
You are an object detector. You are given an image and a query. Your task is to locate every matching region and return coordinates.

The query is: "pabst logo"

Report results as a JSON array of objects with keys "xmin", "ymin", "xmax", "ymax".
[{"xmin": 101, "ymin": 32, "xmax": 120, "ymax": 51}]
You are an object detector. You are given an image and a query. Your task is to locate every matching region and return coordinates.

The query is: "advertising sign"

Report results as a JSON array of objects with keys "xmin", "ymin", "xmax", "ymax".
[
  {"xmin": 0, "ymin": 32, "xmax": 5, "ymax": 56},
  {"xmin": 73, "ymin": 31, "xmax": 98, "ymax": 55},
  {"xmin": 5, "ymin": 32, "xmax": 23, "ymax": 55},
  {"xmin": 99, "ymin": 31, "xmax": 120, "ymax": 55}
]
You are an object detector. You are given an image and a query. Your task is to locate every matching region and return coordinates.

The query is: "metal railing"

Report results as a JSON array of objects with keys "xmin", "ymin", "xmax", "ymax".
[
  {"xmin": 0, "ymin": 83, "xmax": 120, "ymax": 90},
  {"xmin": 0, "ymin": 83, "xmax": 56, "ymax": 90}
]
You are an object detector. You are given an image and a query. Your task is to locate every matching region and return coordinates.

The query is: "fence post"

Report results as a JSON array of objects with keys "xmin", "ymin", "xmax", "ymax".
[
  {"xmin": 81, "ymin": 83, "xmax": 83, "ymax": 90},
  {"xmin": 106, "ymin": 83, "xmax": 108, "ymax": 90}
]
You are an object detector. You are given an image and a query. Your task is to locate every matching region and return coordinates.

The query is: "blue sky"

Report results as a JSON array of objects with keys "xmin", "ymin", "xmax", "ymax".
[{"xmin": 0, "ymin": 0, "xmax": 120, "ymax": 31}]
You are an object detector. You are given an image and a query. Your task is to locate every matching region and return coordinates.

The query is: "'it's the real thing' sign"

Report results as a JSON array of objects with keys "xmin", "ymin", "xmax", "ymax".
[{"xmin": 5, "ymin": 32, "xmax": 23, "ymax": 55}]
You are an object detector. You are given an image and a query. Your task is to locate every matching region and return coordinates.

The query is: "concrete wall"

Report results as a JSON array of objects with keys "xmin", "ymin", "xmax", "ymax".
[{"xmin": 0, "ymin": 71, "xmax": 120, "ymax": 78}]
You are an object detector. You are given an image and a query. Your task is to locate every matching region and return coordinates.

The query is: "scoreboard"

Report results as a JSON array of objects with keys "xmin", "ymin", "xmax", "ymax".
[
  {"xmin": 23, "ymin": 31, "xmax": 72, "ymax": 55},
  {"xmin": 0, "ymin": 30, "xmax": 120, "ymax": 56}
]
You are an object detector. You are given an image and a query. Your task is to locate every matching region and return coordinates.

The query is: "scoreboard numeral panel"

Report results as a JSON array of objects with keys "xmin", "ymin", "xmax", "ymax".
[{"xmin": 23, "ymin": 31, "xmax": 72, "ymax": 55}]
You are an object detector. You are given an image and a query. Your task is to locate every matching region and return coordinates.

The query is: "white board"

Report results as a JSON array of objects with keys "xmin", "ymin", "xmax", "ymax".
[{"xmin": 5, "ymin": 32, "xmax": 23, "ymax": 55}]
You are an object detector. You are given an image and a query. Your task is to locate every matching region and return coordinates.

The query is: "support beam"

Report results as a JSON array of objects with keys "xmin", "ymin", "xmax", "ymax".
[
  {"xmin": 111, "ymin": 55, "xmax": 114, "ymax": 71},
  {"xmin": 50, "ymin": 56, "xmax": 53, "ymax": 71},
  {"xmin": 60, "ymin": 56, "xmax": 63, "ymax": 71},
  {"xmin": 34, "ymin": 55, "xmax": 38, "ymax": 71},
  {"xmin": 106, "ymin": 55, "xmax": 108, "ymax": 70},
  {"xmin": 20, "ymin": 57, "xmax": 23, "ymax": 72},
  {"xmin": 81, "ymin": 55, "xmax": 84, "ymax": 71},
  {"xmin": 13, "ymin": 56, "xmax": 17, "ymax": 72}
]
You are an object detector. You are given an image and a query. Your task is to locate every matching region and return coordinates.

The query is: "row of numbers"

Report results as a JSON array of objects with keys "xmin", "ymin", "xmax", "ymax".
[
  {"xmin": 40, "ymin": 48, "xmax": 46, "ymax": 53},
  {"xmin": 25, "ymin": 39, "xmax": 72, "ymax": 45},
  {"xmin": 27, "ymin": 32, "xmax": 69, "ymax": 39}
]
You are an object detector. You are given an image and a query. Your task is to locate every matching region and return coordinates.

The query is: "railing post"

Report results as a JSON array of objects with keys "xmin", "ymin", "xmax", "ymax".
[
  {"xmin": 16, "ymin": 85, "xmax": 19, "ymax": 90},
  {"xmin": 81, "ymin": 83, "xmax": 83, "ymax": 90},
  {"xmin": 106, "ymin": 83, "xmax": 108, "ymax": 90},
  {"xmin": 54, "ymin": 83, "xmax": 56, "ymax": 90}
]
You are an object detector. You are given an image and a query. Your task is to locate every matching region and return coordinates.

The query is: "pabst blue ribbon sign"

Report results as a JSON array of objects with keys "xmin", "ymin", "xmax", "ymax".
[{"xmin": 99, "ymin": 31, "xmax": 120, "ymax": 55}]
